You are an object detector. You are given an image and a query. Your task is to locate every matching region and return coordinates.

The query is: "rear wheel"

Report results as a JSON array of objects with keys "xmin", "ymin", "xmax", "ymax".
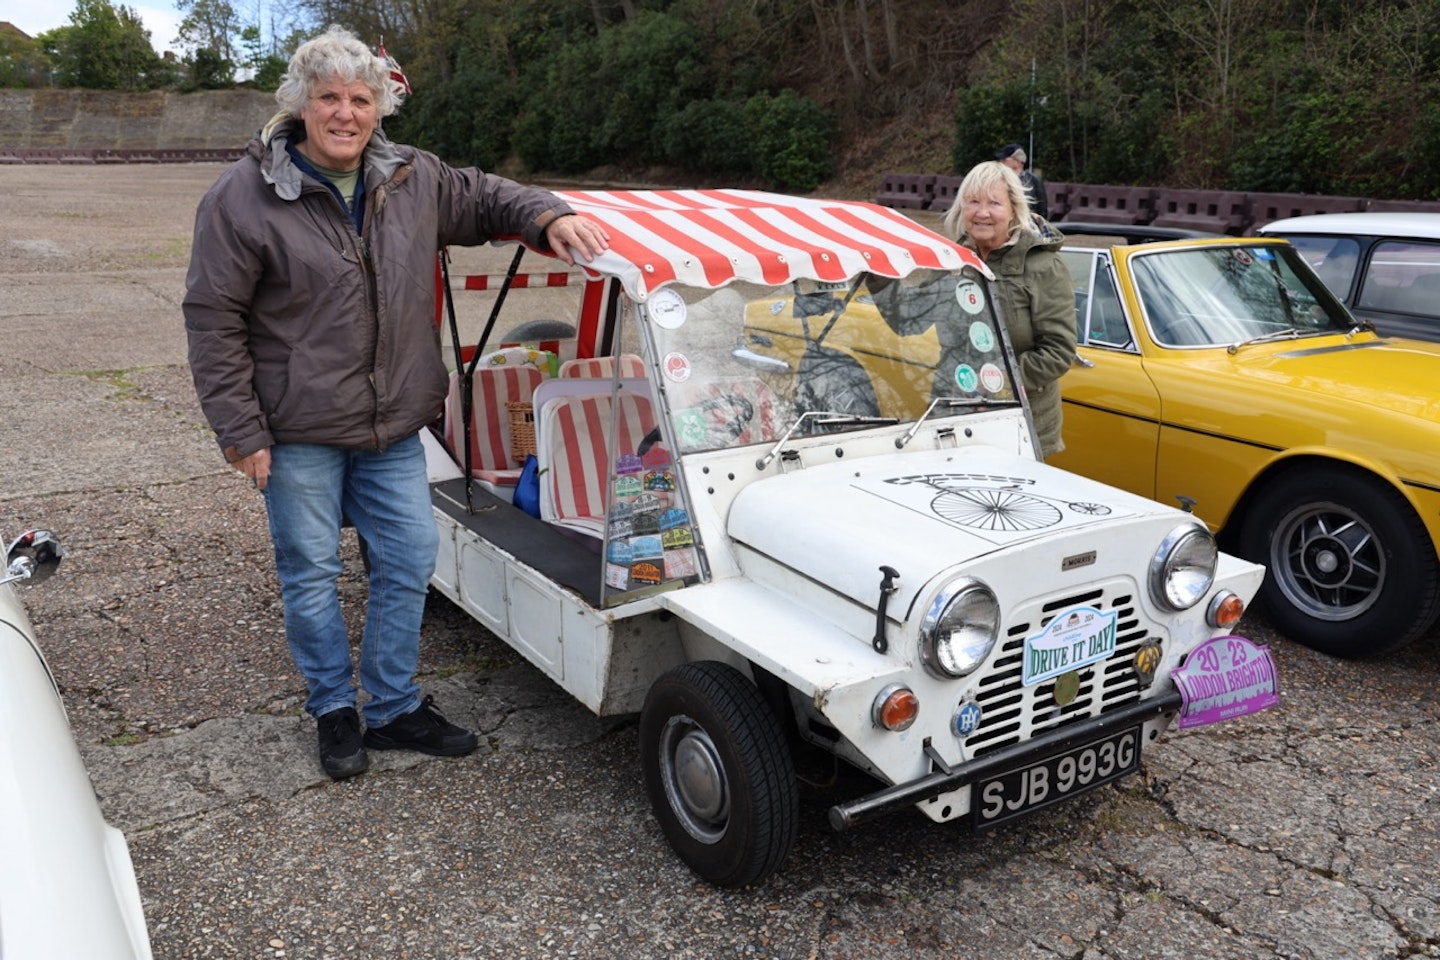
[
  {"xmin": 1238, "ymin": 467, "xmax": 1440, "ymax": 657},
  {"xmin": 639, "ymin": 661, "xmax": 798, "ymax": 887}
]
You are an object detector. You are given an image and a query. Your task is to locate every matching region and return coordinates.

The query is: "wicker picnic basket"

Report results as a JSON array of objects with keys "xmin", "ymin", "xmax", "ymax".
[{"xmin": 508, "ymin": 401, "xmax": 536, "ymax": 464}]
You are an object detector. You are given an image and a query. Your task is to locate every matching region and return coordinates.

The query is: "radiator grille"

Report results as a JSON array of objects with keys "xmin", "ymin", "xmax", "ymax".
[{"xmin": 966, "ymin": 583, "xmax": 1152, "ymax": 757}]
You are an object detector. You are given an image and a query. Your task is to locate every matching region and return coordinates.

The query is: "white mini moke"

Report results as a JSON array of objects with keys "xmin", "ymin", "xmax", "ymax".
[{"xmin": 423, "ymin": 190, "xmax": 1274, "ymax": 887}]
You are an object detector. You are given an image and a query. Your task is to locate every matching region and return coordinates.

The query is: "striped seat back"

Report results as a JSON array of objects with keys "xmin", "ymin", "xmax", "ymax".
[
  {"xmin": 443, "ymin": 364, "xmax": 545, "ymax": 474},
  {"xmin": 540, "ymin": 392, "xmax": 657, "ymax": 532},
  {"xmin": 557, "ymin": 354, "xmax": 646, "ymax": 379}
]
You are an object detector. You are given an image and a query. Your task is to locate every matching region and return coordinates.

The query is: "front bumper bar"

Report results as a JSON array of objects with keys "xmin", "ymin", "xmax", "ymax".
[{"xmin": 828, "ymin": 689, "xmax": 1183, "ymax": 831}]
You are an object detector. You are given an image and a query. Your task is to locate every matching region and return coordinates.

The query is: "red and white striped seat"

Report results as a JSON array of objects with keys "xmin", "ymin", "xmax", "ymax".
[
  {"xmin": 539, "ymin": 391, "xmax": 657, "ymax": 537},
  {"xmin": 442, "ymin": 362, "xmax": 545, "ymax": 489},
  {"xmin": 557, "ymin": 354, "xmax": 646, "ymax": 379}
]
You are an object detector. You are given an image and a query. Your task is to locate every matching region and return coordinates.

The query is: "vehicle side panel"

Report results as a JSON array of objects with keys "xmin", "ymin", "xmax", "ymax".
[{"xmin": 1052, "ymin": 350, "xmax": 1162, "ymax": 499}]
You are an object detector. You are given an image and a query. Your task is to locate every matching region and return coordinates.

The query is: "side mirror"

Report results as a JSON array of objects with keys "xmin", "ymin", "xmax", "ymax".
[{"xmin": 4, "ymin": 530, "xmax": 64, "ymax": 586}]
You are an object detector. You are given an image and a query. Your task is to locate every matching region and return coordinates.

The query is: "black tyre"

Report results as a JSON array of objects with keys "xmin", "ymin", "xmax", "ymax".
[
  {"xmin": 1238, "ymin": 467, "xmax": 1440, "ymax": 658},
  {"xmin": 638, "ymin": 661, "xmax": 798, "ymax": 888}
]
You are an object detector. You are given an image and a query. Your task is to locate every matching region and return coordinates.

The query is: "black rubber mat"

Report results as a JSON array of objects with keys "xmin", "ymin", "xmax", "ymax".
[{"xmin": 431, "ymin": 478, "xmax": 604, "ymax": 607}]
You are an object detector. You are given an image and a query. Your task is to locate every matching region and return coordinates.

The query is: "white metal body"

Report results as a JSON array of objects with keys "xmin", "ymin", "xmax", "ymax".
[
  {"xmin": 429, "ymin": 189, "xmax": 1267, "ymax": 829},
  {"xmin": 0, "ymin": 581, "xmax": 154, "ymax": 959}
]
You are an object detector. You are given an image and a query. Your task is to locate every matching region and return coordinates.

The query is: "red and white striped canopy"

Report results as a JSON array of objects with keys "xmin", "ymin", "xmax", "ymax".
[{"xmin": 554, "ymin": 189, "xmax": 990, "ymax": 301}]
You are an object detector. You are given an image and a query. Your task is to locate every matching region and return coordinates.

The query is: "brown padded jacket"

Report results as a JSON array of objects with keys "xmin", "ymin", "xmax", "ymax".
[{"xmin": 184, "ymin": 120, "xmax": 573, "ymax": 460}]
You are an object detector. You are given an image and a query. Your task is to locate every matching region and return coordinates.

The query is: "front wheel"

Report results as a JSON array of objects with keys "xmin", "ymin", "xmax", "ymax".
[
  {"xmin": 639, "ymin": 661, "xmax": 798, "ymax": 887},
  {"xmin": 1238, "ymin": 467, "xmax": 1440, "ymax": 657}
]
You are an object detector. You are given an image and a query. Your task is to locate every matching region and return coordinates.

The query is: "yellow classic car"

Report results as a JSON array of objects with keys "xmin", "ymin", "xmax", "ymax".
[{"xmin": 1054, "ymin": 233, "xmax": 1440, "ymax": 658}]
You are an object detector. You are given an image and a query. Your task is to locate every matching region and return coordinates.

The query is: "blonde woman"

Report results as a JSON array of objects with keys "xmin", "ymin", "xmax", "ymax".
[{"xmin": 943, "ymin": 160, "xmax": 1076, "ymax": 458}]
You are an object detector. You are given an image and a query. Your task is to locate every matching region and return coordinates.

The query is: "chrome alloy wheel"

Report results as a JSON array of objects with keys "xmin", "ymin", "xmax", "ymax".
[{"xmin": 1271, "ymin": 500, "xmax": 1383, "ymax": 622}]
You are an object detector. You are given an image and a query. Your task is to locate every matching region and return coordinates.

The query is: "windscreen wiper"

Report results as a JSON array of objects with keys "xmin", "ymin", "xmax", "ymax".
[
  {"xmin": 755, "ymin": 411, "xmax": 899, "ymax": 469},
  {"xmin": 895, "ymin": 396, "xmax": 1022, "ymax": 449},
  {"xmin": 1226, "ymin": 328, "xmax": 1309, "ymax": 354}
]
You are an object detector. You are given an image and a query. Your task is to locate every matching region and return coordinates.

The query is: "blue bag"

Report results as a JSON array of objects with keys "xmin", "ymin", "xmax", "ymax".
[{"xmin": 514, "ymin": 454, "xmax": 541, "ymax": 518}]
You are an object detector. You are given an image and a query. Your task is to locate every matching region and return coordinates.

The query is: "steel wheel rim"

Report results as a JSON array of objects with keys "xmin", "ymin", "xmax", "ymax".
[
  {"xmin": 1272, "ymin": 501, "xmax": 1384, "ymax": 622},
  {"xmin": 658, "ymin": 714, "xmax": 729, "ymax": 844}
]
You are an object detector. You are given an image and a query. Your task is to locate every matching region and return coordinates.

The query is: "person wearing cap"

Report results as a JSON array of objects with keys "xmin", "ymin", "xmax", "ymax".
[{"xmin": 996, "ymin": 143, "xmax": 1049, "ymax": 221}]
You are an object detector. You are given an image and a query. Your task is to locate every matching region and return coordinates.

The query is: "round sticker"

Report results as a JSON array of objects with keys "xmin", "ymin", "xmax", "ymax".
[
  {"xmin": 676, "ymin": 408, "xmax": 707, "ymax": 446},
  {"xmin": 979, "ymin": 363, "xmax": 1006, "ymax": 394},
  {"xmin": 647, "ymin": 289, "xmax": 688, "ymax": 329},
  {"xmin": 969, "ymin": 321, "xmax": 996, "ymax": 353},
  {"xmin": 662, "ymin": 351, "xmax": 692, "ymax": 383},
  {"xmin": 953, "ymin": 364, "xmax": 978, "ymax": 393},
  {"xmin": 955, "ymin": 278, "xmax": 985, "ymax": 315}
]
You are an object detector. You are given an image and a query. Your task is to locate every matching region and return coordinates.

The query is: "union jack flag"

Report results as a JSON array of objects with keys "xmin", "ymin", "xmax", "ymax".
[{"xmin": 377, "ymin": 39, "xmax": 411, "ymax": 96}]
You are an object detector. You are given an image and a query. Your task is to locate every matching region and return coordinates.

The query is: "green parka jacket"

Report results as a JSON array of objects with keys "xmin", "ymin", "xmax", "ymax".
[
  {"xmin": 184, "ymin": 121, "xmax": 573, "ymax": 462},
  {"xmin": 964, "ymin": 223, "xmax": 1077, "ymax": 458}
]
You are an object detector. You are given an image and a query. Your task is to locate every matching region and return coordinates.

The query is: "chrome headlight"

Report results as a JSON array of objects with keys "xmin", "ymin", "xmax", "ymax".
[
  {"xmin": 919, "ymin": 579, "xmax": 1000, "ymax": 677},
  {"xmin": 1149, "ymin": 524, "xmax": 1218, "ymax": 610}
]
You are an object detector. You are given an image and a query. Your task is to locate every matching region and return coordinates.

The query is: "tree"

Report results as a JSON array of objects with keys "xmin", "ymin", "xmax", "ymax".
[
  {"xmin": 176, "ymin": 0, "xmax": 240, "ymax": 86},
  {"xmin": 42, "ymin": 0, "xmax": 163, "ymax": 90},
  {"xmin": 0, "ymin": 28, "xmax": 50, "ymax": 87},
  {"xmin": 177, "ymin": 0, "xmax": 241, "ymax": 63}
]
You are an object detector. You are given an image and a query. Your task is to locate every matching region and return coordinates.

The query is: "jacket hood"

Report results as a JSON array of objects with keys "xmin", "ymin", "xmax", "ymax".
[
  {"xmin": 727, "ymin": 446, "xmax": 1164, "ymax": 614},
  {"xmin": 248, "ymin": 118, "xmax": 410, "ymax": 201}
]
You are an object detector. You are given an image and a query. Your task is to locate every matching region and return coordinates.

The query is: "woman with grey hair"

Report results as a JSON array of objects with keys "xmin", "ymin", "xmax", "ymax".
[
  {"xmin": 941, "ymin": 160, "xmax": 1075, "ymax": 458},
  {"xmin": 184, "ymin": 25, "xmax": 610, "ymax": 780}
]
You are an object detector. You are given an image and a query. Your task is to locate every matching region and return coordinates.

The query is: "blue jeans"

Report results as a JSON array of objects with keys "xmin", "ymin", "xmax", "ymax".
[{"xmin": 262, "ymin": 433, "xmax": 439, "ymax": 727}]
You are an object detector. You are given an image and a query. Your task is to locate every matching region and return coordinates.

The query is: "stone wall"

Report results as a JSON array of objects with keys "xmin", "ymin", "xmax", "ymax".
[{"xmin": 0, "ymin": 89, "xmax": 275, "ymax": 149}]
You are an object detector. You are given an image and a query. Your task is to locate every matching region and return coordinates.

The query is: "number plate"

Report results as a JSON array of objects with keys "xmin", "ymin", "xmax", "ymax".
[{"xmin": 972, "ymin": 727, "xmax": 1141, "ymax": 830}]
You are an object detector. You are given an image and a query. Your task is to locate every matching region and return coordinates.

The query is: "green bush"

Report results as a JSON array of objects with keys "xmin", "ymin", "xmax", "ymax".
[
  {"xmin": 391, "ymin": 58, "xmax": 521, "ymax": 171},
  {"xmin": 744, "ymin": 90, "xmax": 833, "ymax": 193},
  {"xmin": 657, "ymin": 98, "xmax": 752, "ymax": 175}
]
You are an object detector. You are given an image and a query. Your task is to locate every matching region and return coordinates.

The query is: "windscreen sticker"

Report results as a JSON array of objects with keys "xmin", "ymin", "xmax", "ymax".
[
  {"xmin": 664, "ymin": 547, "xmax": 698, "ymax": 578},
  {"xmin": 614, "ymin": 474, "xmax": 642, "ymax": 499},
  {"xmin": 661, "ymin": 526, "xmax": 694, "ymax": 550},
  {"xmin": 647, "ymin": 288, "xmax": 688, "ymax": 329},
  {"xmin": 631, "ymin": 560, "xmax": 664, "ymax": 585},
  {"xmin": 676, "ymin": 408, "xmax": 708, "ymax": 446},
  {"xmin": 956, "ymin": 278, "xmax": 986, "ymax": 315},
  {"xmin": 969, "ymin": 321, "xmax": 996, "ymax": 352},
  {"xmin": 663, "ymin": 351, "xmax": 692, "ymax": 383},
  {"xmin": 954, "ymin": 364, "xmax": 979, "ymax": 393},
  {"xmin": 979, "ymin": 363, "xmax": 1006, "ymax": 393},
  {"xmin": 1174, "ymin": 635, "xmax": 1280, "ymax": 729}
]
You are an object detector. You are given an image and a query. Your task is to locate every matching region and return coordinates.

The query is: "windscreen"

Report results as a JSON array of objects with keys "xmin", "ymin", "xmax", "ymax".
[
  {"xmin": 1130, "ymin": 244, "xmax": 1353, "ymax": 347},
  {"xmin": 636, "ymin": 267, "xmax": 1020, "ymax": 456}
]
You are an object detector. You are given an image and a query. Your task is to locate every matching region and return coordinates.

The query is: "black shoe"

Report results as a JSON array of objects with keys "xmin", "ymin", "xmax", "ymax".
[
  {"xmin": 317, "ymin": 706, "xmax": 369, "ymax": 780},
  {"xmin": 363, "ymin": 695, "xmax": 478, "ymax": 757}
]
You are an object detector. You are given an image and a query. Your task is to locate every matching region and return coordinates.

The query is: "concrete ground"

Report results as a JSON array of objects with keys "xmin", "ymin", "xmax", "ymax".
[{"xmin": 3, "ymin": 164, "xmax": 1439, "ymax": 959}]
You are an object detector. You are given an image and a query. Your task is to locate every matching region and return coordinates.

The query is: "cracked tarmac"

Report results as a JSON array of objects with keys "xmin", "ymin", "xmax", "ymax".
[{"xmin": 3, "ymin": 164, "xmax": 1439, "ymax": 959}]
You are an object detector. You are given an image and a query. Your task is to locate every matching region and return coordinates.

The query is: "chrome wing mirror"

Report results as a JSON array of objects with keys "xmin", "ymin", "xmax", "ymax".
[{"xmin": 3, "ymin": 530, "xmax": 64, "ymax": 586}]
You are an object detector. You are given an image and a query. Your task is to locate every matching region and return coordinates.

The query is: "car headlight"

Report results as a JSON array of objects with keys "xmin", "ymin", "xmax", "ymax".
[
  {"xmin": 919, "ymin": 579, "xmax": 1000, "ymax": 677},
  {"xmin": 1150, "ymin": 523, "xmax": 1218, "ymax": 610}
]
